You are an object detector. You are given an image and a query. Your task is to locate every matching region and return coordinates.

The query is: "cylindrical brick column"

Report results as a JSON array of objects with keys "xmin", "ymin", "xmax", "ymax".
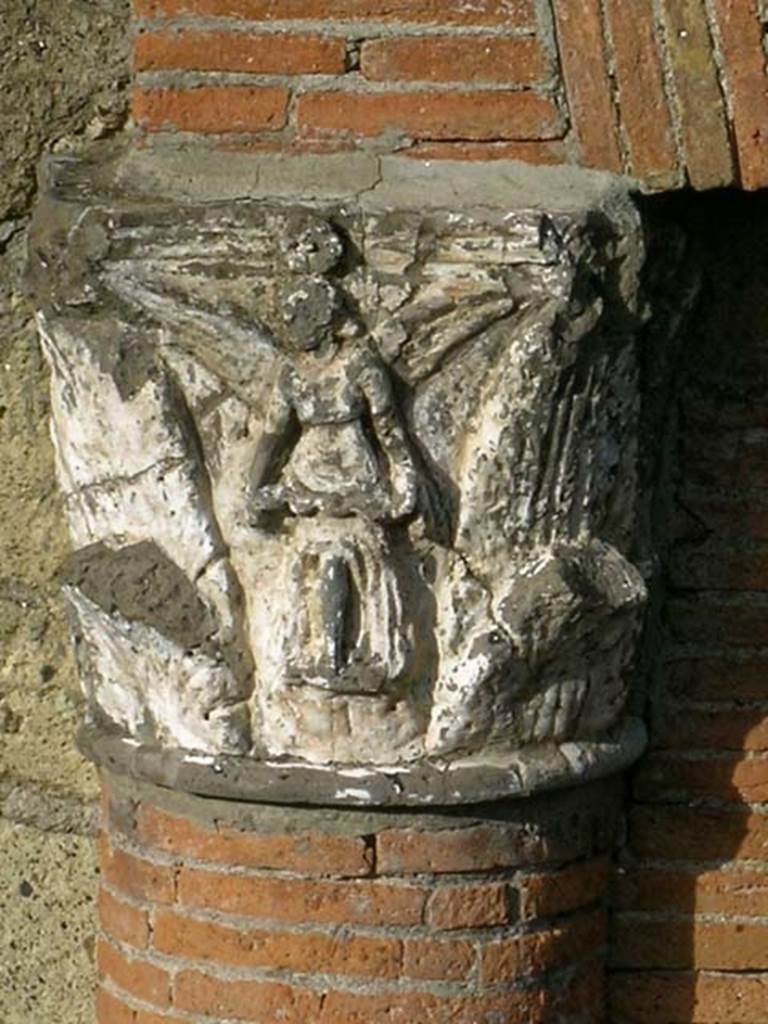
[{"xmin": 96, "ymin": 772, "xmax": 618, "ymax": 1024}]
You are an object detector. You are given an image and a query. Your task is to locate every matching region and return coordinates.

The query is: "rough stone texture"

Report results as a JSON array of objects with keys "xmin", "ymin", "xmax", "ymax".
[
  {"xmin": 0, "ymin": 819, "xmax": 99, "ymax": 1024},
  {"xmin": 29, "ymin": 150, "xmax": 650, "ymax": 803},
  {"xmin": 0, "ymin": 2, "xmax": 130, "ymax": 1020}
]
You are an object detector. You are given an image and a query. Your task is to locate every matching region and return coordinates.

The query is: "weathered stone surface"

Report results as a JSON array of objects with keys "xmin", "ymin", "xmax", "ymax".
[
  {"xmin": 30, "ymin": 149, "xmax": 649, "ymax": 801},
  {"xmin": 0, "ymin": 820, "xmax": 98, "ymax": 1024},
  {"xmin": 82, "ymin": 717, "xmax": 646, "ymax": 805}
]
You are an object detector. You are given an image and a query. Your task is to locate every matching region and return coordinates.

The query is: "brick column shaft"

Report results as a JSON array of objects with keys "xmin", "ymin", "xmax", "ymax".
[{"xmin": 96, "ymin": 773, "xmax": 618, "ymax": 1024}]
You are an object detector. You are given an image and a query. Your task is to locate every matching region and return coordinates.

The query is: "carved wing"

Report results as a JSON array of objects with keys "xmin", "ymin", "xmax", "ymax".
[
  {"xmin": 345, "ymin": 208, "xmax": 564, "ymax": 388},
  {"xmin": 102, "ymin": 269, "xmax": 284, "ymax": 409},
  {"xmin": 376, "ymin": 289, "xmax": 517, "ymax": 385},
  {"xmin": 344, "ymin": 206, "xmax": 642, "ymax": 566}
]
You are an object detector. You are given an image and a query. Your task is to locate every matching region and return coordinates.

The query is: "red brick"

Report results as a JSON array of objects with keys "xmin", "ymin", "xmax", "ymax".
[
  {"xmin": 177, "ymin": 867, "xmax": 427, "ymax": 926},
  {"xmin": 97, "ymin": 939, "xmax": 171, "ymax": 1010},
  {"xmin": 96, "ymin": 987, "xmax": 134, "ymax": 1024},
  {"xmin": 98, "ymin": 986, "xmax": 188, "ymax": 1024},
  {"xmin": 133, "ymin": 0, "xmax": 537, "ymax": 28},
  {"xmin": 557, "ymin": 961, "xmax": 606, "ymax": 1018},
  {"xmin": 665, "ymin": 656, "xmax": 768, "ymax": 702},
  {"xmin": 520, "ymin": 857, "xmax": 609, "ymax": 920},
  {"xmin": 136, "ymin": 804, "xmax": 373, "ymax": 876},
  {"xmin": 683, "ymin": 395, "xmax": 768, "ymax": 431},
  {"xmin": 480, "ymin": 910, "xmax": 606, "ymax": 983},
  {"xmin": 634, "ymin": 753, "xmax": 768, "ymax": 803},
  {"xmin": 316, "ymin": 987, "xmax": 559, "ymax": 1024},
  {"xmin": 683, "ymin": 429, "xmax": 768, "ymax": 488},
  {"xmin": 712, "ymin": 0, "xmax": 768, "ymax": 189},
  {"xmin": 675, "ymin": 496, "xmax": 768, "ymax": 541},
  {"xmin": 613, "ymin": 866, "xmax": 768, "ymax": 917},
  {"xmin": 629, "ymin": 805, "xmax": 768, "ymax": 862},
  {"xmin": 175, "ymin": 971, "xmax": 320, "ymax": 1021},
  {"xmin": 296, "ymin": 90, "xmax": 563, "ymax": 142},
  {"xmin": 402, "ymin": 936, "xmax": 475, "ymax": 981},
  {"xmin": 133, "ymin": 85, "xmax": 289, "ymax": 133},
  {"xmin": 135, "ymin": 1012, "xmax": 189, "ymax": 1024},
  {"xmin": 135, "ymin": 30, "xmax": 346, "ymax": 74},
  {"xmin": 99, "ymin": 889, "xmax": 150, "ymax": 950},
  {"xmin": 611, "ymin": 971, "xmax": 768, "ymax": 1024},
  {"xmin": 377, "ymin": 822, "xmax": 542, "ymax": 874},
  {"xmin": 659, "ymin": 0, "xmax": 734, "ymax": 188},
  {"xmin": 613, "ymin": 916, "xmax": 768, "ymax": 970},
  {"xmin": 100, "ymin": 835, "xmax": 176, "ymax": 904},
  {"xmin": 667, "ymin": 597, "xmax": 768, "ymax": 648},
  {"xmin": 652, "ymin": 706, "xmax": 768, "ymax": 752},
  {"xmin": 426, "ymin": 882, "xmax": 515, "ymax": 930},
  {"xmin": 320, "ymin": 963, "xmax": 604, "ymax": 1022},
  {"xmin": 360, "ymin": 36, "xmax": 547, "ymax": 85},
  {"xmin": 552, "ymin": 0, "xmax": 622, "ymax": 172},
  {"xmin": 669, "ymin": 541, "xmax": 768, "ymax": 591},
  {"xmin": 153, "ymin": 909, "xmax": 401, "ymax": 977},
  {"xmin": 403, "ymin": 140, "xmax": 567, "ymax": 164},
  {"xmin": 604, "ymin": 0, "xmax": 678, "ymax": 186}
]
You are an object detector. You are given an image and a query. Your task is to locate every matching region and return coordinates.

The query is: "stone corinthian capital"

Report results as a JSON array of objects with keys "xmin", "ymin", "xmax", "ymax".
[{"xmin": 29, "ymin": 147, "xmax": 649, "ymax": 805}]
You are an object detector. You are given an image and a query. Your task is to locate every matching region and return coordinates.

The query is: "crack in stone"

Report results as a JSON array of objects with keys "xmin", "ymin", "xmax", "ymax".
[{"xmin": 62, "ymin": 456, "xmax": 189, "ymax": 500}]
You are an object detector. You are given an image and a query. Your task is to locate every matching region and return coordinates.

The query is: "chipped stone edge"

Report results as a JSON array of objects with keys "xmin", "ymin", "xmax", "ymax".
[
  {"xmin": 80, "ymin": 716, "xmax": 646, "ymax": 808},
  {"xmin": 44, "ymin": 139, "xmax": 639, "ymax": 218}
]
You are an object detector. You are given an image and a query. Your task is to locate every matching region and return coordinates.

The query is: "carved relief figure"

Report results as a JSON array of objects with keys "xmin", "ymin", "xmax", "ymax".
[
  {"xmin": 31, "ymin": 180, "xmax": 651, "ymax": 788},
  {"xmin": 246, "ymin": 223, "xmax": 428, "ymax": 695}
]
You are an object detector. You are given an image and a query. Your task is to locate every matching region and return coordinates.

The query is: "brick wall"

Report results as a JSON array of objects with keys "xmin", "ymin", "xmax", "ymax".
[
  {"xmin": 609, "ymin": 192, "xmax": 768, "ymax": 1023},
  {"xmin": 130, "ymin": 0, "xmax": 768, "ymax": 189},
  {"xmin": 97, "ymin": 775, "xmax": 618, "ymax": 1023}
]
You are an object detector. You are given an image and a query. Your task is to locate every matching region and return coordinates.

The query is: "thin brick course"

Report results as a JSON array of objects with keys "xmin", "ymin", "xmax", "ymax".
[{"xmin": 127, "ymin": 0, "xmax": 768, "ymax": 187}]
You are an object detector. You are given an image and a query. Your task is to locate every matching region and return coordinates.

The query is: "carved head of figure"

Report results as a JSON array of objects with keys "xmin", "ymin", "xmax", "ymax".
[
  {"xmin": 279, "ymin": 216, "xmax": 344, "ymax": 275},
  {"xmin": 280, "ymin": 274, "xmax": 344, "ymax": 352}
]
